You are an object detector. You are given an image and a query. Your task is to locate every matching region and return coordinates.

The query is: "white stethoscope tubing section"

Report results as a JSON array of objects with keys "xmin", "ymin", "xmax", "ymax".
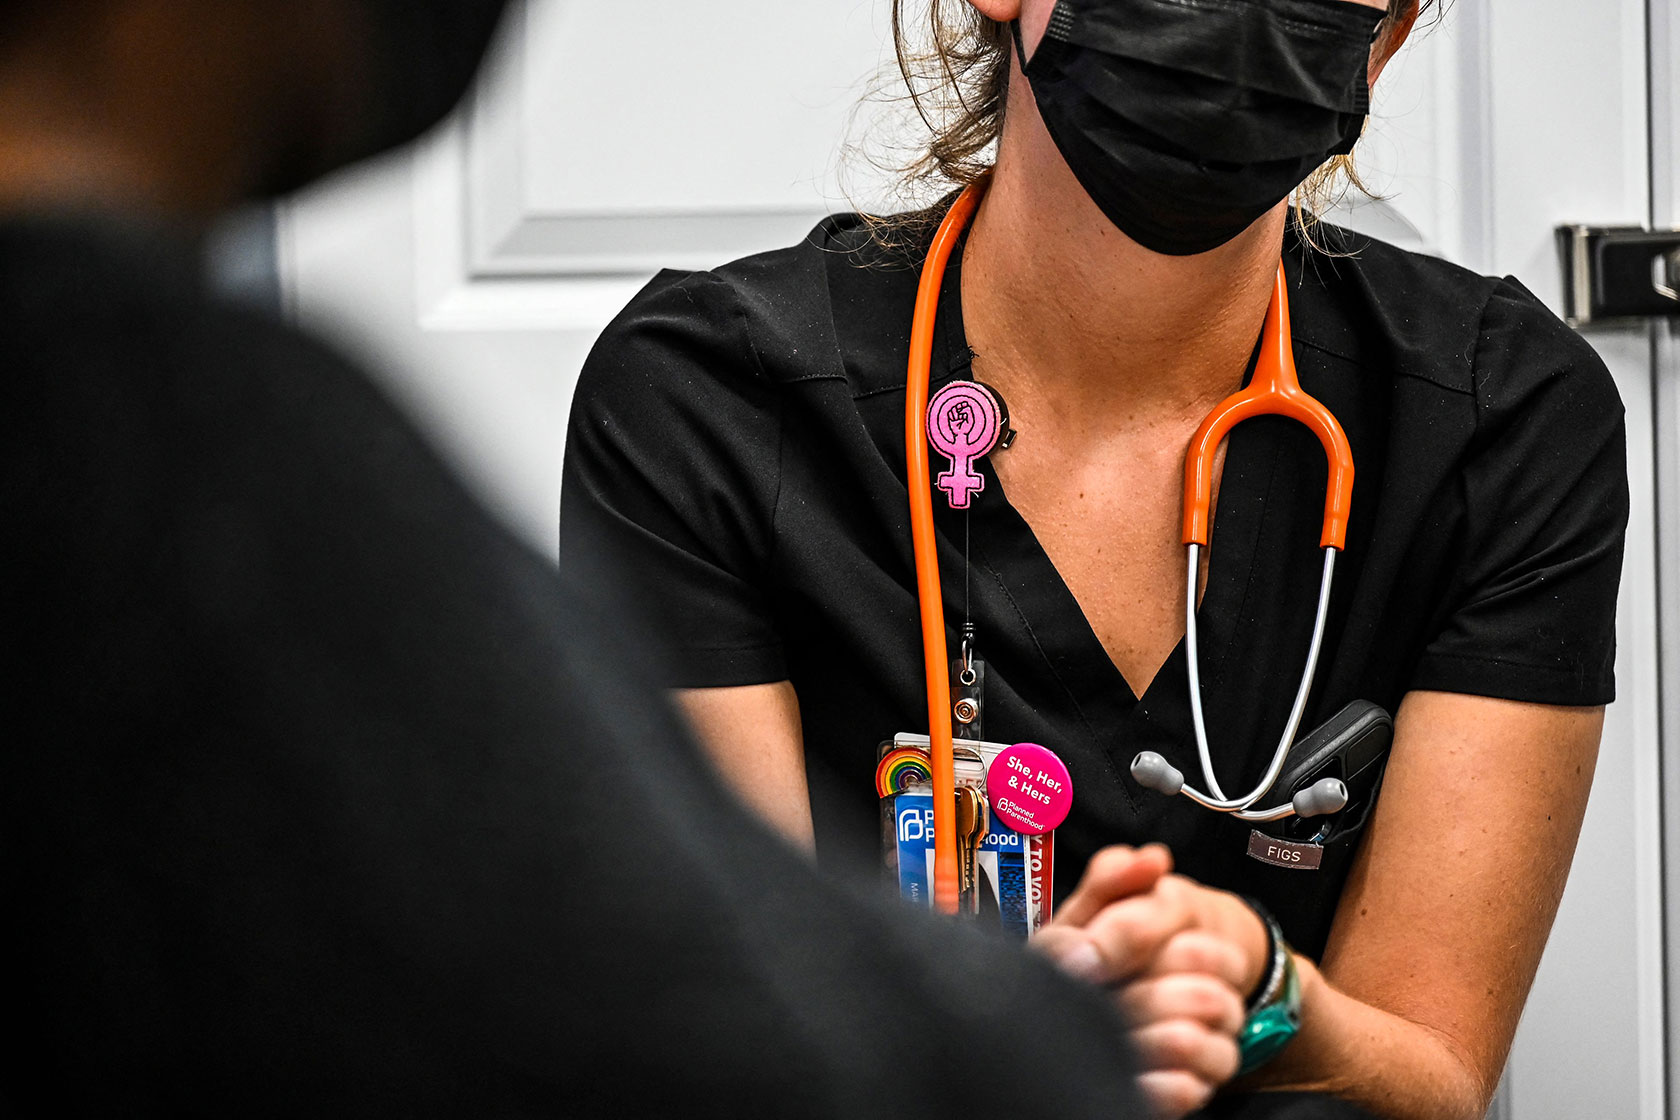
[{"xmin": 1177, "ymin": 544, "xmax": 1339, "ymax": 818}]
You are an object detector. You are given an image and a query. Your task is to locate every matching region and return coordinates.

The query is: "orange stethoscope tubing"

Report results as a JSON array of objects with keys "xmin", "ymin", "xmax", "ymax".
[
  {"xmin": 907, "ymin": 183, "xmax": 1357, "ymax": 912},
  {"xmin": 906, "ymin": 182, "xmax": 984, "ymax": 915},
  {"xmin": 1183, "ymin": 268, "xmax": 1353, "ymax": 553},
  {"xmin": 1173, "ymin": 266, "xmax": 1355, "ymax": 819}
]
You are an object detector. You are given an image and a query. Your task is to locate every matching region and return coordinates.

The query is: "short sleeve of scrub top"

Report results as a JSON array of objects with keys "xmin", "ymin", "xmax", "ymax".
[
  {"xmin": 563, "ymin": 269, "xmax": 789, "ymax": 686},
  {"xmin": 1407, "ymin": 279, "xmax": 1628, "ymax": 702},
  {"xmin": 560, "ymin": 212, "xmax": 1628, "ymax": 957}
]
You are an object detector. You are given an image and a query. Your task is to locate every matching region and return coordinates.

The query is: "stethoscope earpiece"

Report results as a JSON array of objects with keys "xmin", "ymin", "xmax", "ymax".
[
  {"xmin": 1292, "ymin": 777, "xmax": 1348, "ymax": 819},
  {"xmin": 1130, "ymin": 751, "xmax": 1184, "ymax": 796}
]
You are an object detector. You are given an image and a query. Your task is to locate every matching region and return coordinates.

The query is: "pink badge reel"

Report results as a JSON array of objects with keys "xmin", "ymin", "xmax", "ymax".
[
  {"xmin": 986, "ymin": 743, "xmax": 1073, "ymax": 836},
  {"xmin": 927, "ymin": 380, "xmax": 1006, "ymax": 509}
]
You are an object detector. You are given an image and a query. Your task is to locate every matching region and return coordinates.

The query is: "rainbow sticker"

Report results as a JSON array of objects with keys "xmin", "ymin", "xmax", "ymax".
[{"xmin": 876, "ymin": 747, "xmax": 932, "ymax": 798}]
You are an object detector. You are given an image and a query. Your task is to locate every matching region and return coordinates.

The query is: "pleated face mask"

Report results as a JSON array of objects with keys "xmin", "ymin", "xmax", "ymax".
[{"xmin": 1014, "ymin": 0, "xmax": 1386, "ymax": 255}]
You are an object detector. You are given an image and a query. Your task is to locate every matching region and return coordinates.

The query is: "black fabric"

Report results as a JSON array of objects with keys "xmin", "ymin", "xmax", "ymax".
[
  {"xmin": 352, "ymin": 0, "xmax": 512, "ymax": 161},
  {"xmin": 1044, "ymin": 0, "xmax": 1380, "ymax": 107},
  {"xmin": 1017, "ymin": 0, "xmax": 1383, "ymax": 254},
  {"xmin": 0, "ymin": 215, "xmax": 1149, "ymax": 1117},
  {"xmin": 562, "ymin": 211, "xmax": 1628, "ymax": 960}
]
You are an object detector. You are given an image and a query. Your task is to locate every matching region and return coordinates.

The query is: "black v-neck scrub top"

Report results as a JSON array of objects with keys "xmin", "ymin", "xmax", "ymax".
[{"xmin": 561, "ymin": 211, "xmax": 1628, "ymax": 958}]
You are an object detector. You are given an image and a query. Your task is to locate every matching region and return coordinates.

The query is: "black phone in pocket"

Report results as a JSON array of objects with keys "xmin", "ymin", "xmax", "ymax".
[{"xmin": 1275, "ymin": 700, "xmax": 1393, "ymax": 843}]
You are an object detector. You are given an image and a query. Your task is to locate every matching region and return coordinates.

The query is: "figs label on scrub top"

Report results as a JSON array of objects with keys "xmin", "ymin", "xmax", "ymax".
[
  {"xmin": 1246, "ymin": 830, "xmax": 1324, "ymax": 871},
  {"xmin": 986, "ymin": 744, "xmax": 1072, "ymax": 835}
]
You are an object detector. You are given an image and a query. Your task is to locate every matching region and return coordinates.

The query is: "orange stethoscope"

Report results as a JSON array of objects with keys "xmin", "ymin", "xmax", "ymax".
[{"xmin": 906, "ymin": 180, "xmax": 1356, "ymax": 915}]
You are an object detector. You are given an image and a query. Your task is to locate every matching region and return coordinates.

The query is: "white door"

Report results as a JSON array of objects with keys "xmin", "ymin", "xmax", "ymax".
[
  {"xmin": 278, "ymin": 2, "xmax": 1670, "ymax": 1115},
  {"xmin": 1469, "ymin": 0, "xmax": 1667, "ymax": 1114},
  {"xmin": 1657, "ymin": 0, "xmax": 1680, "ymax": 1116}
]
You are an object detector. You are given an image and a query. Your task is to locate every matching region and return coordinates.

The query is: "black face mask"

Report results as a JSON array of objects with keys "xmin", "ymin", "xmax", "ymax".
[{"xmin": 1014, "ymin": 0, "xmax": 1386, "ymax": 256}]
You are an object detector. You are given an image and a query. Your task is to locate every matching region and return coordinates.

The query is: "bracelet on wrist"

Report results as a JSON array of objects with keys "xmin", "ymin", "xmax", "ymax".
[
  {"xmin": 1240, "ymin": 894, "xmax": 1283, "ymax": 1010},
  {"xmin": 1236, "ymin": 897, "xmax": 1303, "ymax": 1075}
]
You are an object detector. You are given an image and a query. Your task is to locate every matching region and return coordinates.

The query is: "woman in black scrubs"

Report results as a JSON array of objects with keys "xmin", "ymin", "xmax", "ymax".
[{"xmin": 562, "ymin": 1, "xmax": 1627, "ymax": 1116}]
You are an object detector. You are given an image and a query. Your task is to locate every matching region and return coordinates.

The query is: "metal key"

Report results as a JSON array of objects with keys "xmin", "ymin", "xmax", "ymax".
[
  {"xmin": 954, "ymin": 787, "xmax": 988, "ymax": 914},
  {"xmin": 953, "ymin": 788, "xmax": 977, "ymax": 907}
]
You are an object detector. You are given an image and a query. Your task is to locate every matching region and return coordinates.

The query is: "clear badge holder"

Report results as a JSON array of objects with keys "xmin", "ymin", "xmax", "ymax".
[{"xmin": 876, "ymin": 733, "xmax": 1070, "ymax": 939}]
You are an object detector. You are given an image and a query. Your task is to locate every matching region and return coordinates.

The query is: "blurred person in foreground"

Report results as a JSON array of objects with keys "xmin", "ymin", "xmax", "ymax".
[{"xmin": 0, "ymin": 2, "xmax": 1274, "ymax": 1116}]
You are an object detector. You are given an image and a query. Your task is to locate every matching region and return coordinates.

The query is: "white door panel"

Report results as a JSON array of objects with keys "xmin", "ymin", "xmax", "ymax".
[
  {"xmin": 462, "ymin": 0, "xmax": 896, "ymax": 279},
  {"xmin": 279, "ymin": 4, "xmax": 1669, "ymax": 1115}
]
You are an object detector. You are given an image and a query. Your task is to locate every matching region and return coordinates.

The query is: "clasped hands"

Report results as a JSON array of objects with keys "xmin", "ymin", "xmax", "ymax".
[{"xmin": 1032, "ymin": 845, "xmax": 1272, "ymax": 1119}]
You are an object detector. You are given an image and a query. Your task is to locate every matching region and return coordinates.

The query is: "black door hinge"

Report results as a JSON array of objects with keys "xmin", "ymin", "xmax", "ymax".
[{"xmin": 1557, "ymin": 225, "xmax": 1680, "ymax": 327}]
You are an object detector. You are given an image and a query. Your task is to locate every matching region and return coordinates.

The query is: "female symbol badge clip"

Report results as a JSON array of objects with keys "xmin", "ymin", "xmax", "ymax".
[{"xmin": 926, "ymin": 381, "xmax": 1013, "ymax": 509}]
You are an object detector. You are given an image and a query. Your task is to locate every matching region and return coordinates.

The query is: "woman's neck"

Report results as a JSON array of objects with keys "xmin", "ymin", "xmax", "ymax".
[{"xmin": 961, "ymin": 99, "xmax": 1288, "ymax": 439}]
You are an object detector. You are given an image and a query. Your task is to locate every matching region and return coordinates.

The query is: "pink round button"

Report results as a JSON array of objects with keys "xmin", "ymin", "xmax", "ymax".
[{"xmin": 986, "ymin": 743, "xmax": 1073, "ymax": 835}]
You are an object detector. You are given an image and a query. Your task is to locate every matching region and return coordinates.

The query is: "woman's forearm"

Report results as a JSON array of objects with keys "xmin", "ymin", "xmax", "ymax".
[
  {"xmin": 1239, "ymin": 695, "xmax": 1604, "ymax": 1119},
  {"xmin": 1244, "ymin": 955, "xmax": 1494, "ymax": 1120},
  {"xmin": 673, "ymin": 683, "xmax": 815, "ymax": 851}
]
